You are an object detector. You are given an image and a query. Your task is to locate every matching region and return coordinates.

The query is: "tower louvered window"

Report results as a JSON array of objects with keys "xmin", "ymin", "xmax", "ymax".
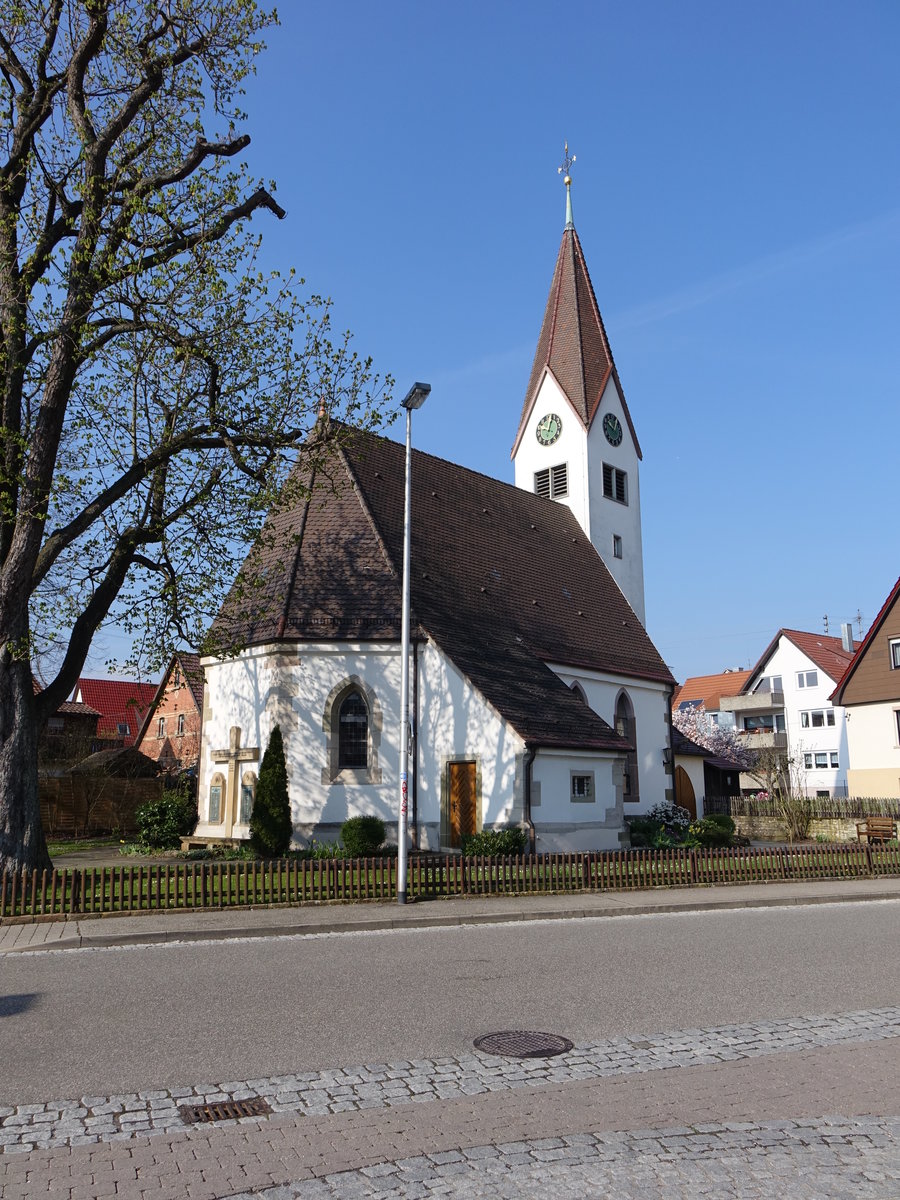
[
  {"xmin": 602, "ymin": 463, "xmax": 628, "ymax": 505},
  {"xmin": 534, "ymin": 463, "xmax": 568, "ymax": 499}
]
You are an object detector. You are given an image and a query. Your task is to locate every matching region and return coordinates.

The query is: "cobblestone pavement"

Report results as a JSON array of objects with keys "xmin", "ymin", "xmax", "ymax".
[
  {"xmin": 2, "ymin": 1005, "xmax": 898, "ymax": 1153},
  {"xmin": 223, "ymin": 1116, "xmax": 900, "ymax": 1199}
]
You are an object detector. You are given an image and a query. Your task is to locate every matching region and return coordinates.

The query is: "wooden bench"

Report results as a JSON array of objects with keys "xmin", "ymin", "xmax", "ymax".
[{"xmin": 856, "ymin": 816, "xmax": 896, "ymax": 843}]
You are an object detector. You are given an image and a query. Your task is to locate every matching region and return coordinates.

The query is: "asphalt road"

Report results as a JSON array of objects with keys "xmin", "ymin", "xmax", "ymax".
[{"xmin": 3, "ymin": 901, "xmax": 900, "ymax": 1104}]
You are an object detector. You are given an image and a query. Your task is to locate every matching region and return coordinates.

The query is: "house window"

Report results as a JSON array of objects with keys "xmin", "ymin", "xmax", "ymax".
[
  {"xmin": 571, "ymin": 773, "xmax": 594, "ymax": 802},
  {"xmin": 602, "ymin": 463, "xmax": 627, "ymax": 504},
  {"xmin": 177, "ymin": 713, "xmax": 185, "ymax": 736},
  {"xmin": 754, "ymin": 675, "xmax": 783, "ymax": 694},
  {"xmin": 157, "ymin": 717, "xmax": 166, "ymax": 739},
  {"xmin": 47, "ymin": 716, "xmax": 65, "ymax": 732},
  {"xmin": 338, "ymin": 691, "xmax": 368, "ymax": 769},
  {"xmin": 830, "ymin": 752, "xmax": 840, "ymax": 768},
  {"xmin": 534, "ymin": 463, "xmax": 568, "ymax": 499},
  {"xmin": 895, "ymin": 710, "xmax": 900, "ymax": 744},
  {"xmin": 239, "ymin": 772, "xmax": 256, "ymax": 824},
  {"xmin": 891, "ymin": 639, "xmax": 900, "ymax": 669},
  {"xmin": 804, "ymin": 753, "xmax": 813, "ymax": 769},
  {"xmin": 117, "ymin": 722, "xmax": 130, "ymax": 737},
  {"xmin": 814, "ymin": 752, "xmax": 828, "ymax": 769},
  {"xmin": 612, "ymin": 534, "xmax": 623, "ymax": 559},
  {"xmin": 797, "ymin": 670, "xmax": 818, "ymax": 689},
  {"xmin": 800, "ymin": 710, "xmax": 834, "ymax": 728}
]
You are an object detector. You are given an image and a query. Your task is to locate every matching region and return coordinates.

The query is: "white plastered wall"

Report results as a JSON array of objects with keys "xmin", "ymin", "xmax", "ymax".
[
  {"xmin": 844, "ymin": 701, "xmax": 900, "ymax": 797},
  {"xmin": 514, "ymin": 371, "xmax": 590, "ymax": 533}
]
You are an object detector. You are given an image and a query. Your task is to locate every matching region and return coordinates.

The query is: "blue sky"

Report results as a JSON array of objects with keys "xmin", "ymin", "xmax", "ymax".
[{"xmin": 92, "ymin": 0, "xmax": 900, "ymax": 685}]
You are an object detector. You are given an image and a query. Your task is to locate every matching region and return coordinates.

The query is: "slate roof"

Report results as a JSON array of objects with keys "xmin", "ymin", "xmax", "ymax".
[
  {"xmin": 671, "ymin": 670, "xmax": 753, "ymax": 713},
  {"xmin": 831, "ymin": 578, "xmax": 900, "ymax": 704},
  {"xmin": 211, "ymin": 426, "xmax": 674, "ymax": 753},
  {"xmin": 512, "ymin": 225, "xmax": 641, "ymax": 459},
  {"xmin": 73, "ymin": 679, "xmax": 158, "ymax": 745},
  {"xmin": 745, "ymin": 629, "xmax": 855, "ymax": 691}
]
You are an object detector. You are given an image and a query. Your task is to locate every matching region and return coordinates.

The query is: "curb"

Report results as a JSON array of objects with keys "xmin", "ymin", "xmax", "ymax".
[{"xmin": 4, "ymin": 886, "xmax": 900, "ymax": 954}]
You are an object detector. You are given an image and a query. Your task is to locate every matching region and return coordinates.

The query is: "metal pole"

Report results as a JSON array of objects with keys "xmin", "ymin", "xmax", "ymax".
[{"xmin": 398, "ymin": 404, "xmax": 413, "ymax": 904}]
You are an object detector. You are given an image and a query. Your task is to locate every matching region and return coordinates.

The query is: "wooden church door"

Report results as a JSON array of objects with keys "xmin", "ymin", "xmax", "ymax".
[
  {"xmin": 448, "ymin": 761, "xmax": 477, "ymax": 848},
  {"xmin": 674, "ymin": 765, "xmax": 697, "ymax": 819}
]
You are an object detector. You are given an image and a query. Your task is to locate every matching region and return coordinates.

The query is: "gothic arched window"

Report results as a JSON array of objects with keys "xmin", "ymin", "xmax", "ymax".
[
  {"xmin": 615, "ymin": 692, "xmax": 639, "ymax": 803},
  {"xmin": 338, "ymin": 690, "xmax": 369, "ymax": 769}
]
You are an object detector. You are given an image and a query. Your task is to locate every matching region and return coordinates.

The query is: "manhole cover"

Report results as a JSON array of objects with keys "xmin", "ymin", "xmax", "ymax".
[
  {"xmin": 179, "ymin": 1097, "xmax": 272, "ymax": 1125},
  {"xmin": 474, "ymin": 1030, "xmax": 574, "ymax": 1058}
]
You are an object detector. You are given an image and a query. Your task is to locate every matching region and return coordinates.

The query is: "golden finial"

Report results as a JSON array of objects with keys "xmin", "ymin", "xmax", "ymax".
[{"xmin": 558, "ymin": 141, "xmax": 576, "ymax": 187}]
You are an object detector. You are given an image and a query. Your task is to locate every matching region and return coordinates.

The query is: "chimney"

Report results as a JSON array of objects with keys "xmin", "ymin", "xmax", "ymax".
[{"xmin": 841, "ymin": 622, "xmax": 855, "ymax": 654}]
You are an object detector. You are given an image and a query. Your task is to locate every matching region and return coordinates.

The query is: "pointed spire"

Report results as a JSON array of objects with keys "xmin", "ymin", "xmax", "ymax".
[{"xmin": 558, "ymin": 141, "xmax": 576, "ymax": 229}]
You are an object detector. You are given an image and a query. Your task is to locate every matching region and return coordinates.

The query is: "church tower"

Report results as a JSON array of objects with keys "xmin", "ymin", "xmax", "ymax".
[{"xmin": 512, "ymin": 147, "xmax": 646, "ymax": 626}]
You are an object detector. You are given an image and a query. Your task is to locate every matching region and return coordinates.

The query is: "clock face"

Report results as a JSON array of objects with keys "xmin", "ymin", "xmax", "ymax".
[
  {"xmin": 602, "ymin": 412, "xmax": 623, "ymax": 447},
  {"xmin": 536, "ymin": 412, "xmax": 562, "ymax": 446}
]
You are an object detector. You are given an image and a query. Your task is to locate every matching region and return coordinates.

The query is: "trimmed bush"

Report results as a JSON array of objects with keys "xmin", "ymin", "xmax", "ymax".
[
  {"xmin": 249, "ymin": 725, "xmax": 293, "ymax": 857},
  {"xmin": 340, "ymin": 815, "xmax": 386, "ymax": 857},
  {"xmin": 626, "ymin": 817, "xmax": 661, "ymax": 848},
  {"xmin": 460, "ymin": 827, "xmax": 527, "ymax": 856},
  {"xmin": 688, "ymin": 815, "xmax": 735, "ymax": 847},
  {"xmin": 135, "ymin": 790, "xmax": 197, "ymax": 850}
]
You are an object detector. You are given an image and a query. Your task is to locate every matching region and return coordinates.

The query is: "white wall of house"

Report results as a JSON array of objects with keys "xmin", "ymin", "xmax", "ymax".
[
  {"xmin": 674, "ymin": 753, "xmax": 707, "ymax": 818},
  {"xmin": 750, "ymin": 637, "xmax": 849, "ymax": 797},
  {"xmin": 531, "ymin": 748, "xmax": 623, "ymax": 851},
  {"xmin": 197, "ymin": 639, "xmax": 633, "ymax": 852},
  {"xmin": 513, "ymin": 372, "xmax": 645, "ymax": 625},
  {"xmin": 549, "ymin": 664, "xmax": 672, "ymax": 816},
  {"xmin": 844, "ymin": 701, "xmax": 900, "ymax": 797}
]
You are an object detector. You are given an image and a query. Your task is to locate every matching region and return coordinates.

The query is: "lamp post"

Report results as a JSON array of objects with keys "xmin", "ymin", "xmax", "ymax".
[{"xmin": 398, "ymin": 382, "xmax": 430, "ymax": 905}]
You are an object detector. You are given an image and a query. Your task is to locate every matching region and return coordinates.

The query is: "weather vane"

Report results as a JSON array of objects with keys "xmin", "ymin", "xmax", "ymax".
[{"xmin": 558, "ymin": 141, "xmax": 576, "ymax": 185}]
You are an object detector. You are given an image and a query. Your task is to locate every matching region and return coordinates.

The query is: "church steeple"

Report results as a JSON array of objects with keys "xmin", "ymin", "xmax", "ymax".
[{"xmin": 512, "ymin": 151, "xmax": 646, "ymax": 625}]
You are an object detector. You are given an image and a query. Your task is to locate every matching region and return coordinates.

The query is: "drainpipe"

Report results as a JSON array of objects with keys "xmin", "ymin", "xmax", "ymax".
[
  {"xmin": 411, "ymin": 638, "xmax": 420, "ymax": 851},
  {"xmin": 523, "ymin": 744, "xmax": 536, "ymax": 855}
]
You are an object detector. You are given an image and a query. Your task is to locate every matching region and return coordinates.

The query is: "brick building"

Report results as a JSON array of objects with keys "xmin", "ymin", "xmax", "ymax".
[{"xmin": 136, "ymin": 652, "xmax": 204, "ymax": 776}]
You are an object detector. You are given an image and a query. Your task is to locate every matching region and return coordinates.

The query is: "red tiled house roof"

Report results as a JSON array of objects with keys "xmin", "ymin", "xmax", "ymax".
[
  {"xmin": 671, "ymin": 670, "xmax": 753, "ymax": 712},
  {"xmin": 210, "ymin": 426, "xmax": 674, "ymax": 753},
  {"xmin": 73, "ymin": 679, "xmax": 158, "ymax": 746},
  {"xmin": 744, "ymin": 629, "xmax": 855, "ymax": 690}
]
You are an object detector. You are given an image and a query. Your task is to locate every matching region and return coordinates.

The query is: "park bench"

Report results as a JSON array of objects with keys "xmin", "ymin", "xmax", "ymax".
[{"xmin": 855, "ymin": 816, "xmax": 896, "ymax": 843}]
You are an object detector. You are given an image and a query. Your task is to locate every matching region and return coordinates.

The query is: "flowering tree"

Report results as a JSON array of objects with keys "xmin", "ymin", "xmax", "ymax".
[{"xmin": 672, "ymin": 703, "xmax": 756, "ymax": 770}]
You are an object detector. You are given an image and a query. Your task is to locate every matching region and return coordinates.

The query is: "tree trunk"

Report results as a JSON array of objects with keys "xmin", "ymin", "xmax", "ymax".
[{"xmin": 0, "ymin": 652, "xmax": 51, "ymax": 875}]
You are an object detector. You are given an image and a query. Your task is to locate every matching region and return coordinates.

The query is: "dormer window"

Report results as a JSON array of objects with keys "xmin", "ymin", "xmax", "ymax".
[{"xmin": 534, "ymin": 463, "xmax": 568, "ymax": 499}]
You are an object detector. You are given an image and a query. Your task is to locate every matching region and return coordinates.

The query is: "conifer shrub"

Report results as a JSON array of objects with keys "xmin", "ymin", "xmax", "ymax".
[
  {"xmin": 340, "ymin": 815, "xmax": 386, "ymax": 857},
  {"xmin": 460, "ymin": 827, "xmax": 527, "ymax": 856},
  {"xmin": 249, "ymin": 725, "xmax": 293, "ymax": 857}
]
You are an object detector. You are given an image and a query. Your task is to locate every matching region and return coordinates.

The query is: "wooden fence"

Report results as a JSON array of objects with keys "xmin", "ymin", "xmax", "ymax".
[
  {"xmin": 705, "ymin": 794, "xmax": 900, "ymax": 820},
  {"xmin": 3, "ymin": 842, "xmax": 900, "ymax": 922}
]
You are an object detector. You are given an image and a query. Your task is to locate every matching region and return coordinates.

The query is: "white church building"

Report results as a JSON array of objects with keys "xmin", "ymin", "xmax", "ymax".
[{"xmin": 195, "ymin": 177, "xmax": 676, "ymax": 853}]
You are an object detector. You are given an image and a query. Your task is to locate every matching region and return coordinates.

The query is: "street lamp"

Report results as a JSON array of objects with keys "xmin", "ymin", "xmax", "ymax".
[{"xmin": 397, "ymin": 382, "xmax": 430, "ymax": 905}]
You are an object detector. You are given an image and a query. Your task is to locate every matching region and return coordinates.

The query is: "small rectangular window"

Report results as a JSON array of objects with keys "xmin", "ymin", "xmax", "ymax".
[
  {"xmin": 177, "ymin": 713, "xmax": 185, "ymax": 736},
  {"xmin": 534, "ymin": 468, "xmax": 551, "ymax": 499},
  {"xmin": 891, "ymin": 639, "xmax": 900, "ymax": 668},
  {"xmin": 47, "ymin": 716, "xmax": 65, "ymax": 732},
  {"xmin": 815, "ymin": 752, "xmax": 828, "ymax": 769},
  {"xmin": 157, "ymin": 716, "xmax": 166, "ymax": 739},
  {"xmin": 811, "ymin": 711, "xmax": 824, "ymax": 728},
  {"xmin": 571, "ymin": 773, "xmax": 594, "ymax": 801},
  {"xmin": 896, "ymin": 711, "xmax": 900, "ymax": 744},
  {"xmin": 117, "ymin": 722, "xmax": 130, "ymax": 737},
  {"xmin": 801, "ymin": 712, "xmax": 809, "ymax": 728},
  {"xmin": 550, "ymin": 463, "xmax": 568, "ymax": 497},
  {"xmin": 804, "ymin": 753, "xmax": 813, "ymax": 769},
  {"xmin": 612, "ymin": 534, "xmax": 623, "ymax": 559},
  {"xmin": 826, "ymin": 710, "xmax": 835, "ymax": 726},
  {"xmin": 830, "ymin": 752, "xmax": 839, "ymax": 768},
  {"xmin": 797, "ymin": 671, "xmax": 818, "ymax": 689}
]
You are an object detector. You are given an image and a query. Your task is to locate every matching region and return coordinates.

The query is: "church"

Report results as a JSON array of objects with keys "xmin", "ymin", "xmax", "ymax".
[{"xmin": 194, "ymin": 167, "xmax": 676, "ymax": 853}]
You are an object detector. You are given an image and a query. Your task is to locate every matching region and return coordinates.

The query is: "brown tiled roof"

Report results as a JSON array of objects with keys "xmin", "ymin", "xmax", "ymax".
[
  {"xmin": 745, "ymin": 629, "xmax": 855, "ymax": 690},
  {"xmin": 672, "ymin": 670, "xmax": 753, "ymax": 713},
  {"xmin": 212, "ymin": 427, "xmax": 674, "ymax": 751},
  {"xmin": 512, "ymin": 226, "xmax": 641, "ymax": 459},
  {"xmin": 831, "ymin": 578, "xmax": 900, "ymax": 704}
]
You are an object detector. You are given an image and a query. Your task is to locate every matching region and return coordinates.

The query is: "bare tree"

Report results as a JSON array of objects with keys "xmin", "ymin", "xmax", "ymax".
[{"xmin": 0, "ymin": 3, "xmax": 392, "ymax": 873}]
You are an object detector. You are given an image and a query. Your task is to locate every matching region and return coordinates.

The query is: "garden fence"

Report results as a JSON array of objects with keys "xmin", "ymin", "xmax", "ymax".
[
  {"xmin": 704, "ymin": 795, "xmax": 900, "ymax": 820},
  {"xmin": 3, "ymin": 842, "xmax": 900, "ymax": 922}
]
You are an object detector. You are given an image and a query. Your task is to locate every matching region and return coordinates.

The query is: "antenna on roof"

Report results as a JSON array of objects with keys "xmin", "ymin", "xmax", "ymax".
[
  {"xmin": 856, "ymin": 609, "xmax": 864, "ymax": 638},
  {"xmin": 823, "ymin": 614, "xmax": 829, "ymax": 634}
]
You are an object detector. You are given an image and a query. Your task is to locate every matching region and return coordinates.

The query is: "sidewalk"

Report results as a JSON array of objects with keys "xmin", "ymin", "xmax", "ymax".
[{"xmin": 3, "ymin": 874, "xmax": 900, "ymax": 955}]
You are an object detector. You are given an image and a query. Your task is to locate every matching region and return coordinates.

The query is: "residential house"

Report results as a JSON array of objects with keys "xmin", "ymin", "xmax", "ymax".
[
  {"xmin": 136, "ymin": 652, "xmax": 205, "ymax": 776},
  {"xmin": 672, "ymin": 669, "xmax": 753, "ymax": 731},
  {"xmin": 34, "ymin": 681, "xmax": 100, "ymax": 772},
  {"xmin": 719, "ymin": 630, "xmax": 855, "ymax": 797},
  {"xmin": 71, "ymin": 678, "xmax": 158, "ymax": 750},
  {"xmin": 831, "ymin": 578, "xmax": 900, "ymax": 797}
]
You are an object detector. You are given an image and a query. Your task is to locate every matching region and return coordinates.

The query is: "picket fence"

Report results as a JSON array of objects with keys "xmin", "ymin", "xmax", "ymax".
[{"xmin": 3, "ymin": 842, "xmax": 900, "ymax": 922}]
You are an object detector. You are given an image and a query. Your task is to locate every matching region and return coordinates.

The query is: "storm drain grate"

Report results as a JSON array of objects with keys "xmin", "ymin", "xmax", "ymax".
[
  {"xmin": 179, "ymin": 1097, "xmax": 272, "ymax": 1125},
  {"xmin": 474, "ymin": 1030, "xmax": 574, "ymax": 1059}
]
